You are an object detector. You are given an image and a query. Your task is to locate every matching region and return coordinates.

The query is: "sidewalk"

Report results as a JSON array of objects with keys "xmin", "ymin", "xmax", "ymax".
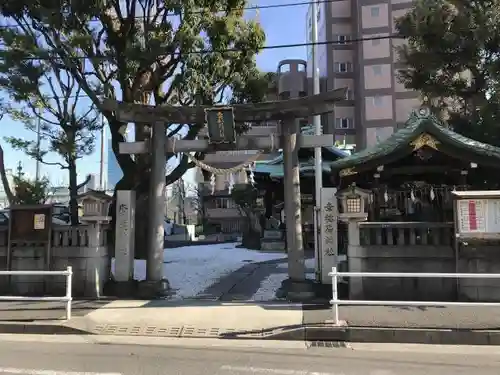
[
  {"xmin": 69, "ymin": 300, "xmax": 303, "ymax": 337},
  {"xmin": 2, "ymin": 299, "xmax": 500, "ymax": 345},
  {"xmin": 2, "ymin": 254, "xmax": 500, "ymax": 345},
  {"xmin": 303, "ymin": 305, "xmax": 500, "ymax": 330}
]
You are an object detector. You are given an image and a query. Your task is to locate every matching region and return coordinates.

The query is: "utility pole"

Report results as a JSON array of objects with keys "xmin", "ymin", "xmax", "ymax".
[
  {"xmin": 35, "ymin": 117, "xmax": 41, "ymax": 182},
  {"xmin": 311, "ymin": 0, "xmax": 323, "ymax": 282},
  {"xmin": 99, "ymin": 114, "xmax": 105, "ymax": 190}
]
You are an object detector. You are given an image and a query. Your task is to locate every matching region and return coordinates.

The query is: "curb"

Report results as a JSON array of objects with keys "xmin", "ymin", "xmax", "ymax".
[
  {"xmin": 296, "ymin": 325, "xmax": 500, "ymax": 346},
  {"xmin": 0, "ymin": 321, "xmax": 90, "ymax": 335},
  {"xmin": 2, "ymin": 320, "xmax": 500, "ymax": 346}
]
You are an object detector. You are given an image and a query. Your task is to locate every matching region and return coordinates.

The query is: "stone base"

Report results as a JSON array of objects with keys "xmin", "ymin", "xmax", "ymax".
[
  {"xmin": 260, "ymin": 241, "xmax": 286, "ymax": 252},
  {"xmin": 103, "ymin": 280, "xmax": 139, "ymax": 298},
  {"xmin": 137, "ymin": 279, "xmax": 171, "ymax": 299},
  {"xmin": 277, "ymin": 278, "xmax": 316, "ymax": 302}
]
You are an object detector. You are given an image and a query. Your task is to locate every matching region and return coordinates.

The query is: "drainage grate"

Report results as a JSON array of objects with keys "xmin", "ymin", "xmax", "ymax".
[
  {"xmin": 181, "ymin": 326, "xmax": 222, "ymax": 337},
  {"xmin": 92, "ymin": 323, "xmax": 263, "ymax": 338},
  {"xmin": 307, "ymin": 341, "xmax": 349, "ymax": 348},
  {"xmin": 129, "ymin": 326, "xmax": 141, "ymax": 335},
  {"xmin": 102, "ymin": 325, "xmax": 118, "ymax": 334}
]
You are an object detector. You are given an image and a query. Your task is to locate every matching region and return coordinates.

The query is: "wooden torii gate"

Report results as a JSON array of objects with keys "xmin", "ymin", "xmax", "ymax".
[{"xmin": 102, "ymin": 86, "xmax": 346, "ymax": 298}]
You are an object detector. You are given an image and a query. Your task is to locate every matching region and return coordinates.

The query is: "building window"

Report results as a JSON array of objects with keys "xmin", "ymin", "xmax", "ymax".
[
  {"xmin": 372, "ymin": 65, "xmax": 382, "ymax": 75},
  {"xmin": 335, "ymin": 35, "xmax": 351, "ymax": 45},
  {"xmin": 346, "ymin": 88, "xmax": 354, "ymax": 100},
  {"xmin": 211, "ymin": 197, "xmax": 236, "ymax": 209},
  {"xmin": 372, "ymin": 96, "xmax": 384, "ymax": 107},
  {"xmin": 372, "ymin": 38, "xmax": 381, "ymax": 46},
  {"xmin": 370, "ymin": 6, "xmax": 380, "ymax": 17},
  {"xmin": 334, "ymin": 62, "xmax": 353, "ymax": 73},
  {"xmin": 335, "ymin": 117, "xmax": 354, "ymax": 129}
]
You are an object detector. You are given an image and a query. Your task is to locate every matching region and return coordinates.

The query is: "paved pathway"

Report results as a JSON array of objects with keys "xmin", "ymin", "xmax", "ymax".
[{"xmin": 195, "ymin": 255, "xmax": 316, "ymax": 302}]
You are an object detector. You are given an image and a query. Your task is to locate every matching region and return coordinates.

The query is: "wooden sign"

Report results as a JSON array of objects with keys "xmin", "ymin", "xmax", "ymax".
[
  {"xmin": 205, "ymin": 107, "xmax": 236, "ymax": 145},
  {"xmin": 8, "ymin": 205, "xmax": 53, "ymax": 242}
]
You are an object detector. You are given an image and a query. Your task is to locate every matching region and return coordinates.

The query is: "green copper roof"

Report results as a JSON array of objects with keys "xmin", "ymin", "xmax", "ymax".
[
  {"xmin": 254, "ymin": 162, "xmax": 332, "ymax": 178},
  {"xmin": 252, "ymin": 124, "xmax": 350, "ymax": 177},
  {"xmin": 330, "ymin": 108, "xmax": 500, "ymax": 174}
]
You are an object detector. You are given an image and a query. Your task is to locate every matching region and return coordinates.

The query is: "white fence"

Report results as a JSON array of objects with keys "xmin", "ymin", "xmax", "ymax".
[
  {"xmin": 0, "ymin": 267, "xmax": 73, "ymax": 320},
  {"xmin": 329, "ymin": 266, "xmax": 500, "ymax": 325}
]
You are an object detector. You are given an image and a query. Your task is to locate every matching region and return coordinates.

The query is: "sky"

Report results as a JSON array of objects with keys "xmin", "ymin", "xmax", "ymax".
[{"xmin": 0, "ymin": 0, "xmax": 308, "ymax": 187}]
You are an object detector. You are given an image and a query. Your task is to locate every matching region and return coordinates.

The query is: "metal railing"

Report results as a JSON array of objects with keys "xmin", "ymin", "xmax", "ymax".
[
  {"xmin": 0, "ymin": 267, "xmax": 73, "ymax": 320},
  {"xmin": 329, "ymin": 266, "xmax": 500, "ymax": 325}
]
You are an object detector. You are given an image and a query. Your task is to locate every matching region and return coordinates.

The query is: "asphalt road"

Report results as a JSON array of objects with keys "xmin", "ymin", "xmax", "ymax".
[{"xmin": 0, "ymin": 335, "xmax": 499, "ymax": 375}]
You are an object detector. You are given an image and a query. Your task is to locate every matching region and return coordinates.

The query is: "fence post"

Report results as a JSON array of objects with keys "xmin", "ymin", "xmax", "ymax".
[
  {"xmin": 331, "ymin": 266, "xmax": 339, "ymax": 325},
  {"xmin": 65, "ymin": 266, "xmax": 73, "ymax": 320}
]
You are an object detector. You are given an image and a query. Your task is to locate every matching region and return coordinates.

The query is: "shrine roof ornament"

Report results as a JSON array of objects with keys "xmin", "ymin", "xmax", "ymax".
[{"xmin": 330, "ymin": 107, "xmax": 500, "ymax": 176}]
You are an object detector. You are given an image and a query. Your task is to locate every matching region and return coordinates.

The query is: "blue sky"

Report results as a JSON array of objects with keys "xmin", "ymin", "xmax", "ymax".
[{"xmin": 0, "ymin": 0, "xmax": 307, "ymax": 186}]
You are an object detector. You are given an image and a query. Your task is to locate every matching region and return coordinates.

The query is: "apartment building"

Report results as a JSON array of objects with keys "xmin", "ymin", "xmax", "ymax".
[{"xmin": 306, "ymin": 0, "xmax": 421, "ymax": 149}]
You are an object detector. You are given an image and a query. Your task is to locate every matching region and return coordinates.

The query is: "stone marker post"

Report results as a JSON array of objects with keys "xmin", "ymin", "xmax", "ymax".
[{"xmin": 114, "ymin": 190, "xmax": 136, "ymax": 294}]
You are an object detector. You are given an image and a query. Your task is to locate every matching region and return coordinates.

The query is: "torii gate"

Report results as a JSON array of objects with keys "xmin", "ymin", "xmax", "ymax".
[{"xmin": 102, "ymin": 67, "xmax": 346, "ymax": 299}]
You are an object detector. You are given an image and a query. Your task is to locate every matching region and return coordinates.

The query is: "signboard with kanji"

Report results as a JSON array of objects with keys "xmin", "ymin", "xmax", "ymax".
[
  {"xmin": 452, "ymin": 191, "xmax": 500, "ymax": 238},
  {"xmin": 320, "ymin": 187, "xmax": 339, "ymax": 284},
  {"xmin": 8, "ymin": 205, "xmax": 53, "ymax": 243},
  {"xmin": 205, "ymin": 107, "xmax": 236, "ymax": 145}
]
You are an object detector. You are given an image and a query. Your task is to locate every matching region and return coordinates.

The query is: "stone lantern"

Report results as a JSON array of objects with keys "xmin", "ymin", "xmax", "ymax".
[
  {"xmin": 77, "ymin": 190, "xmax": 112, "ymax": 223},
  {"xmin": 336, "ymin": 184, "xmax": 371, "ymax": 300},
  {"xmin": 337, "ymin": 185, "xmax": 370, "ymax": 221},
  {"xmin": 76, "ymin": 190, "xmax": 113, "ymax": 298}
]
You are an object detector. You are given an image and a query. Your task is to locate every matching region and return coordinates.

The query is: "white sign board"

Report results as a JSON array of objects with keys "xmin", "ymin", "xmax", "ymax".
[
  {"xmin": 320, "ymin": 187, "xmax": 338, "ymax": 284},
  {"xmin": 114, "ymin": 190, "xmax": 136, "ymax": 282},
  {"xmin": 33, "ymin": 214, "xmax": 45, "ymax": 230},
  {"xmin": 456, "ymin": 198, "xmax": 500, "ymax": 235}
]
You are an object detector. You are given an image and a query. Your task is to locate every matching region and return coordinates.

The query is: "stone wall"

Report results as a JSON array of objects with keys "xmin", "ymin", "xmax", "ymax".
[
  {"xmin": 0, "ymin": 225, "xmax": 109, "ymax": 298},
  {"xmin": 348, "ymin": 223, "xmax": 500, "ymax": 302},
  {"xmin": 351, "ymin": 244, "xmax": 456, "ymax": 301},
  {"xmin": 458, "ymin": 243, "xmax": 500, "ymax": 302}
]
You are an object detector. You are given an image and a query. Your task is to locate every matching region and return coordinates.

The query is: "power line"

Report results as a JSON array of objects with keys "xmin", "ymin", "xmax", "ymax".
[
  {"xmin": 0, "ymin": 34, "xmax": 403, "ymax": 62},
  {"xmin": 0, "ymin": 0, "xmax": 333, "ymax": 30}
]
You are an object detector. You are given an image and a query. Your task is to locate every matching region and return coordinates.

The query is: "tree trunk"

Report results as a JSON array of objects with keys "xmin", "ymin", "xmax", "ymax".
[
  {"xmin": 68, "ymin": 158, "xmax": 79, "ymax": 226},
  {"xmin": 0, "ymin": 144, "xmax": 14, "ymax": 205},
  {"xmin": 241, "ymin": 210, "xmax": 262, "ymax": 250}
]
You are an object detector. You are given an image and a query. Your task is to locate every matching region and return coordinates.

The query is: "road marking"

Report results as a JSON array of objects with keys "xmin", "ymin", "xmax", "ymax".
[
  {"xmin": 219, "ymin": 365, "xmax": 338, "ymax": 375},
  {"xmin": 0, "ymin": 368, "xmax": 122, "ymax": 375}
]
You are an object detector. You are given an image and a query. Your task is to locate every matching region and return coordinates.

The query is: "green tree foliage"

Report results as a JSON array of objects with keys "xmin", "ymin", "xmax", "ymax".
[
  {"xmin": 395, "ymin": 0, "xmax": 500, "ymax": 145},
  {"xmin": 12, "ymin": 164, "xmax": 50, "ymax": 205},
  {"xmin": 0, "ymin": 0, "xmax": 268, "ymax": 255},
  {"xmin": 0, "ymin": 103, "xmax": 14, "ymax": 204},
  {"xmin": 0, "ymin": 51, "xmax": 100, "ymax": 224}
]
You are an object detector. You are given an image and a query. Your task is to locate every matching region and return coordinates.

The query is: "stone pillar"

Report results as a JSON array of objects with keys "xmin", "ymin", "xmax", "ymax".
[
  {"xmin": 84, "ymin": 222, "xmax": 109, "ymax": 298},
  {"xmin": 278, "ymin": 59, "xmax": 314, "ymax": 300},
  {"xmin": 113, "ymin": 190, "xmax": 136, "ymax": 296},
  {"xmin": 320, "ymin": 187, "xmax": 338, "ymax": 284},
  {"xmin": 140, "ymin": 122, "xmax": 170, "ymax": 298}
]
